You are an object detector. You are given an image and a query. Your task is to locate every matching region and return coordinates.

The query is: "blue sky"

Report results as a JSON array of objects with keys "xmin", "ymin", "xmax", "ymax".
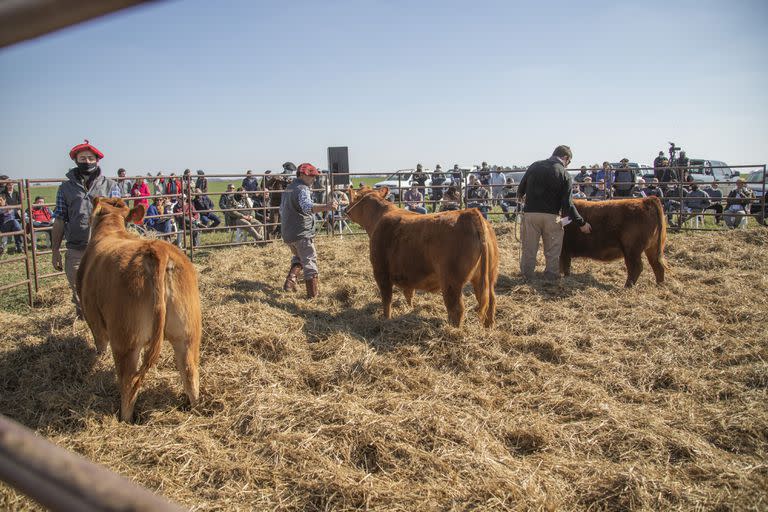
[{"xmin": 1, "ymin": 0, "xmax": 766, "ymax": 178}]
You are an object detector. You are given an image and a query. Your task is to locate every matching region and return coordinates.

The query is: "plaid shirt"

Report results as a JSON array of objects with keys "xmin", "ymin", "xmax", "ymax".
[
  {"xmin": 54, "ymin": 180, "xmax": 120, "ymax": 222},
  {"xmin": 297, "ymin": 185, "xmax": 313, "ymax": 214}
]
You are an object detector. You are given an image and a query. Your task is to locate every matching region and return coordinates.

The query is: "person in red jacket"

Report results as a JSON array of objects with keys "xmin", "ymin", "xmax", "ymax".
[
  {"xmin": 130, "ymin": 177, "xmax": 150, "ymax": 209},
  {"xmin": 30, "ymin": 195, "xmax": 53, "ymax": 248}
]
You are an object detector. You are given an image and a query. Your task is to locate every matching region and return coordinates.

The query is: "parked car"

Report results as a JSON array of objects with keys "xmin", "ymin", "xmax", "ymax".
[
  {"xmin": 745, "ymin": 169, "xmax": 767, "ymax": 225},
  {"xmin": 686, "ymin": 159, "xmax": 740, "ymax": 194}
]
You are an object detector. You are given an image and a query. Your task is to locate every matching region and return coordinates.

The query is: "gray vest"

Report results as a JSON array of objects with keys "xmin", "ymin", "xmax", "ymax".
[
  {"xmin": 59, "ymin": 168, "xmax": 118, "ymax": 250},
  {"xmin": 280, "ymin": 178, "xmax": 314, "ymax": 243}
]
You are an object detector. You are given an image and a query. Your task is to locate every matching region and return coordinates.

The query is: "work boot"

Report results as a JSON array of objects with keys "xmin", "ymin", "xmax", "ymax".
[
  {"xmin": 305, "ymin": 276, "xmax": 319, "ymax": 299},
  {"xmin": 283, "ymin": 263, "xmax": 303, "ymax": 292}
]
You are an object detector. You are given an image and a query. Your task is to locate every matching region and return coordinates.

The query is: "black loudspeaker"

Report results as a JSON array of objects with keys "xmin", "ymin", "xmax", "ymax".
[{"xmin": 327, "ymin": 146, "xmax": 350, "ymax": 185}]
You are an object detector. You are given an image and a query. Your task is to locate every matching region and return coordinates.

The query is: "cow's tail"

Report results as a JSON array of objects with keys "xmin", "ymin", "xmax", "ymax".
[
  {"xmin": 474, "ymin": 212, "xmax": 494, "ymax": 326},
  {"xmin": 130, "ymin": 247, "xmax": 169, "ymax": 401},
  {"xmin": 653, "ymin": 196, "xmax": 669, "ymax": 270}
]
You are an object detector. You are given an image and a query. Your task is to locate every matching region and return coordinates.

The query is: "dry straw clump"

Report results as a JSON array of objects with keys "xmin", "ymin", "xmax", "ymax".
[{"xmin": 1, "ymin": 227, "xmax": 766, "ymax": 511}]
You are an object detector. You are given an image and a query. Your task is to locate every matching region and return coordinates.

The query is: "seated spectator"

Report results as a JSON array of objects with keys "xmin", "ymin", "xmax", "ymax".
[
  {"xmin": 685, "ymin": 183, "xmax": 710, "ymax": 211},
  {"xmin": 581, "ymin": 176, "xmax": 595, "ymax": 197},
  {"xmin": 500, "ymin": 178, "xmax": 519, "ymax": 220},
  {"xmin": 644, "ymin": 178, "xmax": 664, "ymax": 199},
  {"xmin": 327, "ymin": 185, "xmax": 351, "ymax": 230},
  {"xmin": 193, "ymin": 187, "xmax": 221, "ymax": 229},
  {"xmin": 440, "ymin": 186, "xmax": 461, "ymax": 211},
  {"xmin": 29, "ymin": 196, "xmax": 54, "ymax": 248},
  {"xmin": 466, "ymin": 175, "xmax": 491, "ymax": 219},
  {"xmin": 632, "ymin": 178, "xmax": 647, "ymax": 198},
  {"xmin": 403, "ymin": 183, "xmax": 427, "ymax": 214},
  {"xmin": 222, "ymin": 187, "xmax": 264, "ymax": 241},
  {"xmin": 590, "ymin": 180, "xmax": 608, "ymax": 200},
  {"xmin": 174, "ymin": 193, "xmax": 202, "ymax": 247},
  {"xmin": 0, "ymin": 195, "xmax": 24, "ymax": 254},
  {"xmin": 431, "ymin": 167, "xmax": 447, "ymax": 208},
  {"xmin": 704, "ymin": 182, "xmax": 724, "ymax": 225},
  {"xmin": 724, "ymin": 178, "xmax": 755, "ymax": 229},
  {"xmin": 572, "ymin": 182, "xmax": 587, "ymax": 199},
  {"xmin": 144, "ymin": 196, "xmax": 175, "ymax": 239},
  {"xmin": 130, "ymin": 177, "xmax": 150, "ymax": 209}
]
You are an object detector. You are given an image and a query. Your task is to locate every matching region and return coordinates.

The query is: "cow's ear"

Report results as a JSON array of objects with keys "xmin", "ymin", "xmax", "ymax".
[
  {"xmin": 347, "ymin": 186, "xmax": 356, "ymax": 200},
  {"xmin": 378, "ymin": 186, "xmax": 389, "ymax": 198},
  {"xmin": 126, "ymin": 204, "xmax": 146, "ymax": 224},
  {"xmin": 93, "ymin": 196, "xmax": 102, "ymax": 208}
]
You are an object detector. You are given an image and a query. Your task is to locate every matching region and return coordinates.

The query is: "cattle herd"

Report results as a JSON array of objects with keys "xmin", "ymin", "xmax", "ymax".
[{"xmin": 76, "ymin": 192, "xmax": 667, "ymax": 422}]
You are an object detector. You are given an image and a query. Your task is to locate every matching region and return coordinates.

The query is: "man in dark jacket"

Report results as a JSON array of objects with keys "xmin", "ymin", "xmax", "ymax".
[
  {"xmin": 517, "ymin": 145, "xmax": 592, "ymax": 281},
  {"xmin": 51, "ymin": 140, "xmax": 119, "ymax": 317},
  {"xmin": 613, "ymin": 158, "xmax": 635, "ymax": 197}
]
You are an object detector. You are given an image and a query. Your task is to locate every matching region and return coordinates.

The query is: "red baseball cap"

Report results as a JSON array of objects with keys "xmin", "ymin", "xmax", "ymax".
[
  {"xmin": 69, "ymin": 139, "xmax": 104, "ymax": 161},
  {"xmin": 297, "ymin": 163, "xmax": 320, "ymax": 176}
]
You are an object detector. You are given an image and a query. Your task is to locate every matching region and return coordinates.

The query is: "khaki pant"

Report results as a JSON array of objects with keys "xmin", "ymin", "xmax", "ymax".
[
  {"xmin": 287, "ymin": 238, "xmax": 318, "ymax": 281},
  {"xmin": 65, "ymin": 247, "xmax": 86, "ymax": 315},
  {"xmin": 520, "ymin": 212, "xmax": 563, "ymax": 278}
]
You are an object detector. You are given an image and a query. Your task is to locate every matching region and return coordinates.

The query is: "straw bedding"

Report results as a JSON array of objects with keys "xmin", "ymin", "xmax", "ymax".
[{"xmin": 1, "ymin": 227, "xmax": 766, "ymax": 511}]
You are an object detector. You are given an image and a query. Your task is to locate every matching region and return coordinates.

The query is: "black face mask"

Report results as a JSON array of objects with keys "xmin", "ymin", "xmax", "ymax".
[{"xmin": 76, "ymin": 162, "xmax": 98, "ymax": 174}]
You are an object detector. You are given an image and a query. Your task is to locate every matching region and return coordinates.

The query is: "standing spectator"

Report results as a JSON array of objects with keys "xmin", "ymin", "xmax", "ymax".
[
  {"xmin": 193, "ymin": 187, "xmax": 221, "ymax": 229},
  {"xmin": 574, "ymin": 166, "xmax": 590, "ymax": 183},
  {"xmin": 517, "ymin": 145, "xmax": 591, "ymax": 281},
  {"xmin": 724, "ymin": 178, "xmax": 754, "ymax": 229},
  {"xmin": 30, "ymin": 196, "xmax": 54, "ymax": 248},
  {"xmin": 644, "ymin": 178, "xmax": 664, "ymax": 200},
  {"xmin": 242, "ymin": 170, "xmax": 260, "ymax": 195},
  {"xmin": 116, "ymin": 168, "xmax": 133, "ymax": 197},
  {"xmin": 477, "ymin": 161, "xmax": 491, "ymax": 185},
  {"xmin": 489, "ymin": 166, "xmax": 507, "ymax": 205},
  {"xmin": 500, "ymin": 178, "xmax": 519, "ymax": 220},
  {"xmin": 613, "ymin": 158, "xmax": 635, "ymax": 197},
  {"xmin": 589, "ymin": 164, "xmax": 600, "ymax": 183},
  {"xmin": 677, "ymin": 150, "xmax": 689, "ymax": 170},
  {"xmin": 403, "ymin": 183, "xmax": 427, "ymax": 214},
  {"xmin": 130, "ymin": 177, "xmax": 151, "ymax": 209},
  {"xmin": 328, "ymin": 185, "xmax": 351, "ymax": 230},
  {"xmin": 0, "ymin": 195, "xmax": 24, "ymax": 254},
  {"xmin": 165, "ymin": 173, "xmax": 182, "ymax": 197},
  {"xmin": 451, "ymin": 164, "xmax": 462, "ymax": 185},
  {"xmin": 431, "ymin": 165, "xmax": 446, "ymax": 208},
  {"xmin": 704, "ymin": 182, "xmax": 724, "ymax": 224},
  {"xmin": 440, "ymin": 186, "xmax": 461, "ymax": 211},
  {"xmin": 153, "ymin": 172, "xmax": 166, "ymax": 196},
  {"xmin": 466, "ymin": 175, "xmax": 491, "ymax": 219},
  {"xmin": 595, "ymin": 161, "xmax": 614, "ymax": 194},
  {"xmin": 195, "ymin": 170, "xmax": 207, "ymax": 192},
  {"xmin": 653, "ymin": 151, "xmax": 666, "ymax": 180},
  {"xmin": 0, "ymin": 177, "xmax": 22, "ymax": 222},
  {"xmin": 279, "ymin": 162, "xmax": 338, "ymax": 298},
  {"xmin": 412, "ymin": 163, "xmax": 428, "ymax": 195},
  {"xmin": 660, "ymin": 158, "xmax": 677, "ymax": 191},
  {"xmin": 51, "ymin": 140, "xmax": 119, "ymax": 317}
]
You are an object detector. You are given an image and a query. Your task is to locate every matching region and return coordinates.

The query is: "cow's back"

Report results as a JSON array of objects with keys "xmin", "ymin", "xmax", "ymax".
[
  {"xmin": 370, "ymin": 208, "xmax": 488, "ymax": 291},
  {"xmin": 563, "ymin": 197, "xmax": 664, "ymax": 260}
]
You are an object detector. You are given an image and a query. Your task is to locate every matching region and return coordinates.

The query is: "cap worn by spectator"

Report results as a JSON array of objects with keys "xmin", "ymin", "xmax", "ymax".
[
  {"xmin": 69, "ymin": 139, "xmax": 104, "ymax": 161},
  {"xmin": 620, "ymin": 158, "xmax": 629, "ymax": 163},
  {"xmin": 297, "ymin": 163, "xmax": 320, "ymax": 176},
  {"xmin": 283, "ymin": 162, "xmax": 297, "ymax": 173},
  {"xmin": 197, "ymin": 170, "xmax": 205, "ymax": 175}
]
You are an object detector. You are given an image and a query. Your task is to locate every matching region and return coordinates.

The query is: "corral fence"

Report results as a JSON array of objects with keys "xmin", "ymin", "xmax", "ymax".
[{"xmin": 1, "ymin": 165, "xmax": 766, "ymax": 307}]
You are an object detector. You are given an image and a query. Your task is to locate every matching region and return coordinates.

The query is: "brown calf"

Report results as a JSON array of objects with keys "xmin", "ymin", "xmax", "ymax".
[
  {"xmin": 561, "ymin": 196, "xmax": 668, "ymax": 287},
  {"xmin": 346, "ymin": 187, "xmax": 499, "ymax": 327},
  {"xmin": 77, "ymin": 198, "xmax": 201, "ymax": 422}
]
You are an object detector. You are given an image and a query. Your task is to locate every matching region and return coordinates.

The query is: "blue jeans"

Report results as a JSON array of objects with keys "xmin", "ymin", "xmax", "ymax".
[
  {"xmin": 199, "ymin": 213, "xmax": 221, "ymax": 228},
  {"xmin": 468, "ymin": 203, "xmax": 490, "ymax": 219},
  {"xmin": 500, "ymin": 201, "xmax": 518, "ymax": 220},
  {"xmin": 407, "ymin": 206, "xmax": 427, "ymax": 214},
  {"xmin": 1, "ymin": 218, "xmax": 24, "ymax": 251}
]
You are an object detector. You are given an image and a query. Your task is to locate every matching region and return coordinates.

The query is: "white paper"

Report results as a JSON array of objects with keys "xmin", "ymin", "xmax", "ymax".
[{"xmin": 558, "ymin": 216, "xmax": 572, "ymax": 227}]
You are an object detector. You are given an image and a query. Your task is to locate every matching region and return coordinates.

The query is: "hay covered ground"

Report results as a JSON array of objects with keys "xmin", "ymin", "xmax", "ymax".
[{"xmin": 1, "ymin": 227, "xmax": 766, "ymax": 511}]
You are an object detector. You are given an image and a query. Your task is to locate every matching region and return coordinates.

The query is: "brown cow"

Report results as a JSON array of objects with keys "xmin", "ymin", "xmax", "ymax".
[
  {"xmin": 345, "ymin": 186, "xmax": 499, "ymax": 327},
  {"xmin": 77, "ymin": 198, "xmax": 201, "ymax": 422},
  {"xmin": 561, "ymin": 196, "xmax": 667, "ymax": 287}
]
